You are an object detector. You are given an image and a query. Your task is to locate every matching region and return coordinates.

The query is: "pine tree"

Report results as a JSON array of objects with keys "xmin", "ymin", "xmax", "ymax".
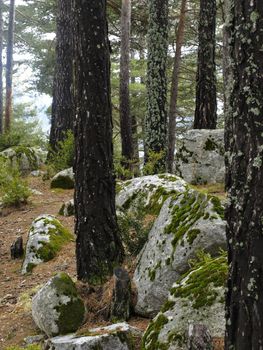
[
  {"xmin": 73, "ymin": 0, "xmax": 124, "ymax": 283},
  {"xmin": 225, "ymin": 1, "xmax": 263, "ymax": 348},
  {"xmin": 193, "ymin": 0, "xmax": 217, "ymax": 129},
  {"xmin": 5, "ymin": 0, "xmax": 15, "ymax": 132},
  {"xmin": 49, "ymin": 0, "xmax": 74, "ymax": 153},
  {"xmin": 119, "ymin": 0, "xmax": 133, "ymax": 173},
  {"xmin": 144, "ymin": 0, "xmax": 169, "ymax": 173},
  {"xmin": 0, "ymin": 0, "xmax": 3, "ymax": 134}
]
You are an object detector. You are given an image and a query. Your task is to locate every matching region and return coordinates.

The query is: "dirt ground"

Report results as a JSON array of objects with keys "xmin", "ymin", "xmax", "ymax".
[{"xmin": 0, "ymin": 176, "xmax": 149, "ymax": 349}]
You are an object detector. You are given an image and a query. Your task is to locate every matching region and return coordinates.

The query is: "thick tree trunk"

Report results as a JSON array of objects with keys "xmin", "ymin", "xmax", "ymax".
[
  {"xmin": 225, "ymin": 1, "xmax": 263, "ymax": 348},
  {"xmin": 193, "ymin": 0, "xmax": 217, "ymax": 129},
  {"xmin": 73, "ymin": 0, "xmax": 124, "ymax": 283},
  {"xmin": 49, "ymin": 0, "xmax": 74, "ymax": 153},
  {"xmin": 0, "ymin": 0, "xmax": 3, "ymax": 134},
  {"xmin": 144, "ymin": 0, "xmax": 169, "ymax": 173},
  {"xmin": 167, "ymin": 0, "xmax": 187, "ymax": 173},
  {"xmin": 5, "ymin": 0, "xmax": 15, "ymax": 132},
  {"xmin": 119, "ymin": 0, "xmax": 133, "ymax": 172}
]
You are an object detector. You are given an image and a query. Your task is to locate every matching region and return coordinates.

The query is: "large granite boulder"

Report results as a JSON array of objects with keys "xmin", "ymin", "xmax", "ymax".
[
  {"xmin": 133, "ymin": 188, "xmax": 226, "ymax": 317},
  {"xmin": 0, "ymin": 146, "xmax": 46, "ymax": 174},
  {"xmin": 174, "ymin": 129, "xmax": 225, "ymax": 184},
  {"xmin": 32, "ymin": 273, "xmax": 85, "ymax": 337},
  {"xmin": 22, "ymin": 215, "xmax": 73, "ymax": 274},
  {"xmin": 51, "ymin": 168, "xmax": 74, "ymax": 189},
  {"xmin": 141, "ymin": 253, "xmax": 227, "ymax": 349},
  {"xmin": 45, "ymin": 323, "xmax": 142, "ymax": 350}
]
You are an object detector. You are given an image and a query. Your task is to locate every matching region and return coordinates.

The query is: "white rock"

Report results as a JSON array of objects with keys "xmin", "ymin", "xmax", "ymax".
[
  {"xmin": 45, "ymin": 323, "xmax": 142, "ymax": 350},
  {"xmin": 32, "ymin": 273, "xmax": 85, "ymax": 337},
  {"xmin": 22, "ymin": 215, "xmax": 73, "ymax": 274},
  {"xmin": 174, "ymin": 129, "xmax": 225, "ymax": 184},
  {"xmin": 51, "ymin": 168, "xmax": 74, "ymax": 189},
  {"xmin": 133, "ymin": 189, "xmax": 226, "ymax": 317}
]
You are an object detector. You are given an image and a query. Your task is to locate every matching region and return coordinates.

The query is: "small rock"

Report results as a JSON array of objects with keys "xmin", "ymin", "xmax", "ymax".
[
  {"xmin": 31, "ymin": 170, "xmax": 46, "ymax": 177},
  {"xmin": 111, "ymin": 267, "xmax": 131, "ymax": 322},
  {"xmin": 11, "ymin": 236, "xmax": 24, "ymax": 259},
  {"xmin": 30, "ymin": 189, "xmax": 43, "ymax": 196},
  {"xmin": 32, "ymin": 273, "xmax": 85, "ymax": 337},
  {"xmin": 51, "ymin": 168, "xmax": 74, "ymax": 189},
  {"xmin": 59, "ymin": 199, "xmax": 75, "ymax": 217},
  {"xmin": 188, "ymin": 324, "xmax": 212, "ymax": 350},
  {"xmin": 24, "ymin": 334, "xmax": 45, "ymax": 345}
]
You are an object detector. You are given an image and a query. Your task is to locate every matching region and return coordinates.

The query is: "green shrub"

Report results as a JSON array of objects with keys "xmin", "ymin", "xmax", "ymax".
[
  {"xmin": 143, "ymin": 150, "xmax": 166, "ymax": 175},
  {"xmin": 0, "ymin": 158, "xmax": 30, "ymax": 207},
  {"xmin": 48, "ymin": 130, "xmax": 74, "ymax": 172}
]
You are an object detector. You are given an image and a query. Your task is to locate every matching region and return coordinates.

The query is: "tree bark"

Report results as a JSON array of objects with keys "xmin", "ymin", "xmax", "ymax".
[
  {"xmin": 0, "ymin": 0, "xmax": 3, "ymax": 134},
  {"xmin": 144, "ymin": 0, "xmax": 169, "ymax": 173},
  {"xmin": 5, "ymin": 0, "xmax": 15, "ymax": 132},
  {"xmin": 73, "ymin": 0, "xmax": 124, "ymax": 283},
  {"xmin": 193, "ymin": 0, "xmax": 217, "ymax": 129},
  {"xmin": 119, "ymin": 0, "xmax": 133, "ymax": 173},
  {"xmin": 225, "ymin": 1, "xmax": 263, "ymax": 348},
  {"xmin": 49, "ymin": 0, "xmax": 74, "ymax": 153},
  {"xmin": 167, "ymin": 0, "xmax": 187, "ymax": 173}
]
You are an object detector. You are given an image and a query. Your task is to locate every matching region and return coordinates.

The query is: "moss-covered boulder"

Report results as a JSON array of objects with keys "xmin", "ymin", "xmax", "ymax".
[
  {"xmin": 0, "ymin": 146, "xmax": 46, "ymax": 174},
  {"xmin": 59, "ymin": 199, "xmax": 75, "ymax": 217},
  {"xmin": 133, "ymin": 188, "xmax": 226, "ymax": 317},
  {"xmin": 51, "ymin": 168, "xmax": 74, "ymax": 189},
  {"xmin": 45, "ymin": 322, "xmax": 142, "ymax": 350},
  {"xmin": 174, "ymin": 129, "xmax": 225, "ymax": 185},
  {"xmin": 22, "ymin": 215, "xmax": 73, "ymax": 274},
  {"xmin": 142, "ymin": 253, "xmax": 227, "ymax": 349},
  {"xmin": 32, "ymin": 273, "xmax": 85, "ymax": 337}
]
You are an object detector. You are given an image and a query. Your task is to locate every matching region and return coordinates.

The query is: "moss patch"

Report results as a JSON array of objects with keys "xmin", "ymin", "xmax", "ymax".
[
  {"xmin": 209, "ymin": 196, "xmax": 225, "ymax": 220},
  {"xmin": 141, "ymin": 314, "xmax": 169, "ymax": 350},
  {"xmin": 170, "ymin": 252, "xmax": 227, "ymax": 309}
]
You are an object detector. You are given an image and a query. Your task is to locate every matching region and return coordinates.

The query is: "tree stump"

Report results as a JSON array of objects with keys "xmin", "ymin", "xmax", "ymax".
[
  {"xmin": 188, "ymin": 324, "xmax": 213, "ymax": 350},
  {"xmin": 10, "ymin": 236, "xmax": 24, "ymax": 259},
  {"xmin": 111, "ymin": 267, "xmax": 131, "ymax": 321}
]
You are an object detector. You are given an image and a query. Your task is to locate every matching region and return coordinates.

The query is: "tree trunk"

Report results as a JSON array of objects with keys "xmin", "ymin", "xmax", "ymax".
[
  {"xmin": 5, "ymin": 0, "xmax": 15, "ymax": 132},
  {"xmin": 144, "ymin": 0, "xmax": 169, "ymax": 173},
  {"xmin": 73, "ymin": 0, "xmax": 124, "ymax": 283},
  {"xmin": 167, "ymin": 0, "xmax": 187, "ymax": 173},
  {"xmin": 119, "ymin": 0, "xmax": 133, "ymax": 173},
  {"xmin": 225, "ymin": 1, "xmax": 263, "ymax": 348},
  {"xmin": 49, "ymin": 0, "xmax": 74, "ymax": 153},
  {"xmin": 0, "ymin": 0, "xmax": 3, "ymax": 134},
  {"xmin": 193, "ymin": 0, "xmax": 217, "ymax": 129}
]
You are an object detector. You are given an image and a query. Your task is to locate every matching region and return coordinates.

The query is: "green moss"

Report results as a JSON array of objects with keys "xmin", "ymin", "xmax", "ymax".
[
  {"xmin": 187, "ymin": 229, "xmax": 201, "ymax": 245},
  {"xmin": 158, "ymin": 174, "xmax": 179, "ymax": 182},
  {"xmin": 165, "ymin": 191, "xmax": 208, "ymax": 250},
  {"xmin": 204, "ymin": 138, "xmax": 217, "ymax": 151},
  {"xmin": 175, "ymin": 144, "xmax": 194, "ymax": 164},
  {"xmin": 145, "ymin": 187, "xmax": 177, "ymax": 216},
  {"xmin": 167, "ymin": 331, "xmax": 186, "ymax": 347},
  {"xmin": 141, "ymin": 314, "xmax": 169, "ymax": 350},
  {"xmin": 161, "ymin": 299, "xmax": 175, "ymax": 313},
  {"xmin": 170, "ymin": 252, "xmax": 227, "ymax": 309},
  {"xmin": 209, "ymin": 196, "xmax": 225, "ymax": 220},
  {"xmin": 26, "ymin": 262, "xmax": 36, "ymax": 273},
  {"xmin": 52, "ymin": 273, "xmax": 85, "ymax": 334}
]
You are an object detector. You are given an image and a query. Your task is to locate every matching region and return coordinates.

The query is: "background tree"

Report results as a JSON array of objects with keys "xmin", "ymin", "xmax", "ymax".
[
  {"xmin": 167, "ymin": 0, "xmax": 187, "ymax": 173},
  {"xmin": 119, "ymin": 0, "xmax": 133, "ymax": 173},
  {"xmin": 193, "ymin": 0, "xmax": 217, "ymax": 129},
  {"xmin": 225, "ymin": 0, "xmax": 263, "ymax": 348},
  {"xmin": 49, "ymin": 0, "xmax": 74, "ymax": 153},
  {"xmin": 5, "ymin": 0, "xmax": 15, "ymax": 132},
  {"xmin": 73, "ymin": 0, "xmax": 124, "ymax": 283},
  {"xmin": 144, "ymin": 0, "xmax": 169, "ymax": 173}
]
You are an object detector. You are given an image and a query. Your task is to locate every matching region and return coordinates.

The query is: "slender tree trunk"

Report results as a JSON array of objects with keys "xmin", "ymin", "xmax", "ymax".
[
  {"xmin": 5, "ymin": 0, "xmax": 15, "ymax": 132},
  {"xmin": 73, "ymin": 0, "xmax": 124, "ymax": 283},
  {"xmin": 167, "ymin": 0, "xmax": 187, "ymax": 173},
  {"xmin": 119, "ymin": 0, "xmax": 133, "ymax": 172},
  {"xmin": 0, "ymin": 0, "xmax": 3, "ymax": 134},
  {"xmin": 193, "ymin": 0, "xmax": 217, "ymax": 129},
  {"xmin": 144, "ymin": 0, "xmax": 169, "ymax": 173},
  {"xmin": 225, "ymin": 1, "xmax": 263, "ymax": 348},
  {"xmin": 49, "ymin": 0, "xmax": 74, "ymax": 153}
]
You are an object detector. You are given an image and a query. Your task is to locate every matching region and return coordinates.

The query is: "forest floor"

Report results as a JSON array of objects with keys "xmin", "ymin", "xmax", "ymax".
[{"xmin": 0, "ymin": 176, "xmax": 149, "ymax": 349}]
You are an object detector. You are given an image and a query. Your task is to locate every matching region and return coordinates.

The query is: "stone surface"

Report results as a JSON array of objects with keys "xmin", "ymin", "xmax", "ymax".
[
  {"xmin": 24, "ymin": 334, "xmax": 45, "ymax": 345},
  {"xmin": 174, "ymin": 129, "xmax": 225, "ymax": 184},
  {"xmin": 111, "ymin": 267, "xmax": 131, "ymax": 322},
  {"xmin": 22, "ymin": 215, "xmax": 73, "ymax": 274},
  {"xmin": 134, "ymin": 188, "xmax": 226, "ymax": 317},
  {"xmin": 32, "ymin": 273, "xmax": 85, "ymax": 337},
  {"xmin": 142, "ymin": 254, "xmax": 227, "ymax": 349},
  {"xmin": 51, "ymin": 168, "xmax": 74, "ymax": 189},
  {"xmin": 188, "ymin": 324, "xmax": 212, "ymax": 350},
  {"xmin": 0, "ymin": 146, "xmax": 46, "ymax": 174},
  {"xmin": 59, "ymin": 199, "xmax": 75, "ymax": 217},
  {"xmin": 45, "ymin": 323, "xmax": 142, "ymax": 350}
]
